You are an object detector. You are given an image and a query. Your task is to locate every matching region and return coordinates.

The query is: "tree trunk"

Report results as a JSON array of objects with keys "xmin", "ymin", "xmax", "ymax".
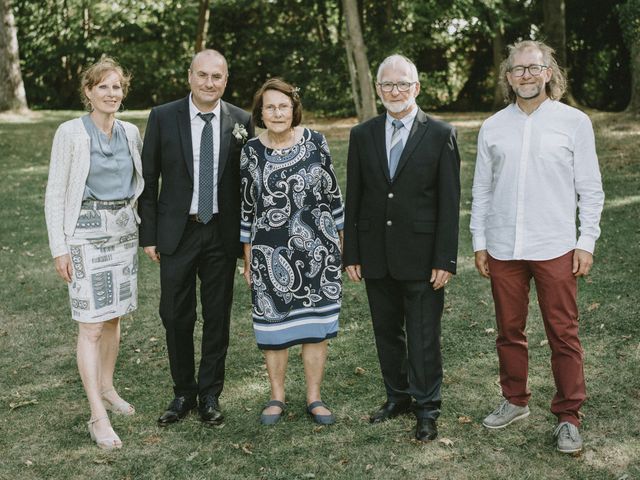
[
  {"xmin": 543, "ymin": 0, "xmax": 566, "ymax": 67},
  {"xmin": 543, "ymin": 0, "xmax": 578, "ymax": 104},
  {"xmin": 491, "ymin": 20, "xmax": 505, "ymax": 110},
  {"xmin": 195, "ymin": 0, "xmax": 210, "ymax": 53},
  {"xmin": 0, "ymin": 0, "xmax": 28, "ymax": 112},
  {"xmin": 628, "ymin": 40, "xmax": 640, "ymax": 113},
  {"xmin": 341, "ymin": 0, "xmax": 377, "ymax": 121}
]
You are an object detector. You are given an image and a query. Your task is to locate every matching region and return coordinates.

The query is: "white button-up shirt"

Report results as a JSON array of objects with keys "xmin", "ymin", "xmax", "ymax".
[
  {"xmin": 470, "ymin": 99, "xmax": 604, "ymax": 261},
  {"xmin": 189, "ymin": 94, "xmax": 221, "ymax": 214}
]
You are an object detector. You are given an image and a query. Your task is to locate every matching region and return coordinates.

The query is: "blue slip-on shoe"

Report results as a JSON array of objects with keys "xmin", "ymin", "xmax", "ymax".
[
  {"xmin": 307, "ymin": 400, "xmax": 336, "ymax": 425},
  {"xmin": 260, "ymin": 400, "xmax": 286, "ymax": 425}
]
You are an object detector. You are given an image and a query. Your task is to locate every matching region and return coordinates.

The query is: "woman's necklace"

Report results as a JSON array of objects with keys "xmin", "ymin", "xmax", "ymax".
[{"xmin": 268, "ymin": 128, "xmax": 295, "ymax": 153}]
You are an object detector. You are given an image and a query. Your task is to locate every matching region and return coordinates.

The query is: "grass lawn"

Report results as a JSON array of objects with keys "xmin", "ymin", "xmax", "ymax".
[{"xmin": 0, "ymin": 108, "xmax": 638, "ymax": 480}]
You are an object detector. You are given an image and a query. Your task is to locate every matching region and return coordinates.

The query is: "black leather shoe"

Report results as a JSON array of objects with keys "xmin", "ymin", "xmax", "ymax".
[
  {"xmin": 157, "ymin": 396, "xmax": 197, "ymax": 426},
  {"xmin": 415, "ymin": 417, "xmax": 438, "ymax": 442},
  {"xmin": 369, "ymin": 399, "xmax": 413, "ymax": 424},
  {"xmin": 199, "ymin": 395, "xmax": 224, "ymax": 426}
]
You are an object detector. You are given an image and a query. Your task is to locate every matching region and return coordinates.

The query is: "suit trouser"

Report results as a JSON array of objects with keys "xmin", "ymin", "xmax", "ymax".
[
  {"xmin": 488, "ymin": 250, "xmax": 585, "ymax": 426},
  {"xmin": 365, "ymin": 276, "xmax": 443, "ymax": 419},
  {"xmin": 159, "ymin": 218, "xmax": 236, "ymax": 400}
]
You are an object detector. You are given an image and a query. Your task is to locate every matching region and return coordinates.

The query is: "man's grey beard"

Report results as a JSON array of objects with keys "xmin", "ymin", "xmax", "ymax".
[{"xmin": 382, "ymin": 96, "xmax": 416, "ymax": 114}]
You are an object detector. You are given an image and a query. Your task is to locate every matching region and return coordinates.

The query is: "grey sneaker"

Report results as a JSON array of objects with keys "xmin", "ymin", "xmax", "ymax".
[
  {"xmin": 482, "ymin": 399, "xmax": 530, "ymax": 429},
  {"xmin": 553, "ymin": 421, "xmax": 583, "ymax": 453}
]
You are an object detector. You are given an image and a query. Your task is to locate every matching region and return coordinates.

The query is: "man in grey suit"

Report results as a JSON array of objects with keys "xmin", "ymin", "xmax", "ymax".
[
  {"xmin": 343, "ymin": 54, "xmax": 461, "ymax": 442},
  {"xmin": 138, "ymin": 49, "xmax": 253, "ymax": 426}
]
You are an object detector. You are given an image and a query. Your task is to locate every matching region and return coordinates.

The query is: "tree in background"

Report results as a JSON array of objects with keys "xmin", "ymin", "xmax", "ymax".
[
  {"xmin": 342, "ymin": 0, "xmax": 377, "ymax": 121},
  {"xmin": 619, "ymin": 0, "xmax": 640, "ymax": 113},
  {"xmin": 10, "ymin": 0, "xmax": 634, "ymax": 114},
  {"xmin": 195, "ymin": 0, "xmax": 210, "ymax": 53},
  {"xmin": 0, "ymin": 0, "xmax": 28, "ymax": 112}
]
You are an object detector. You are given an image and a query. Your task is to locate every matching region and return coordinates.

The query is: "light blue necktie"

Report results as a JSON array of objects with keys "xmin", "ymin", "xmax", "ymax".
[
  {"xmin": 198, "ymin": 112, "xmax": 215, "ymax": 224},
  {"xmin": 389, "ymin": 119, "xmax": 404, "ymax": 178}
]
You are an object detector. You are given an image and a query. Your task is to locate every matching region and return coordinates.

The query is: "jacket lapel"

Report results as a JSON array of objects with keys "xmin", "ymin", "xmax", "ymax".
[
  {"xmin": 176, "ymin": 96, "xmax": 194, "ymax": 180},
  {"xmin": 370, "ymin": 114, "xmax": 391, "ymax": 183},
  {"xmin": 392, "ymin": 108, "xmax": 429, "ymax": 182},
  {"xmin": 218, "ymin": 101, "xmax": 234, "ymax": 181}
]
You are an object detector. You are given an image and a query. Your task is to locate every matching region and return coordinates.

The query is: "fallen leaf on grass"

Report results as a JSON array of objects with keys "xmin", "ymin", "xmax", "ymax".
[
  {"xmin": 186, "ymin": 451, "xmax": 199, "ymax": 461},
  {"xmin": 439, "ymin": 438, "xmax": 454, "ymax": 447},
  {"xmin": 241, "ymin": 443, "xmax": 253, "ymax": 455},
  {"xmin": 142, "ymin": 434, "xmax": 162, "ymax": 445},
  {"xmin": 338, "ymin": 458, "xmax": 349, "ymax": 465},
  {"xmin": 354, "ymin": 367, "xmax": 366, "ymax": 375},
  {"xmin": 9, "ymin": 399, "xmax": 37, "ymax": 410},
  {"xmin": 484, "ymin": 328, "xmax": 495, "ymax": 334},
  {"xmin": 539, "ymin": 339, "xmax": 549, "ymax": 347},
  {"xmin": 25, "ymin": 460, "xmax": 33, "ymax": 466},
  {"xmin": 365, "ymin": 464, "xmax": 373, "ymax": 471},
  {"xmin": 587, "ymin": 303, "xmax": 600, "ymax": 312},
  {"xmin": 457, "ymin": 415, "xmax": 472, "ymax": 424}
]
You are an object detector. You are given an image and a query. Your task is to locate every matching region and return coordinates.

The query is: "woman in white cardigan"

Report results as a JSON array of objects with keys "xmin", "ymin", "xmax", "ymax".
[{"xmin": 44, "ymin": 58, "xmax": 144, "ymax": 450}]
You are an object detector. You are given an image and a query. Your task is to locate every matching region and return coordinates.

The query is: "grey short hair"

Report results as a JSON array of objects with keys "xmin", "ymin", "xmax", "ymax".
[{"xmin": 376, "ymin": 54, "xmax": 419, "ymax": 83}]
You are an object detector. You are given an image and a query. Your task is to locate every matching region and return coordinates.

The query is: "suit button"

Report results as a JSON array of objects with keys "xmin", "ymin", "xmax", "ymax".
[
  {"xmin": 386, "ymin": 220, "xmax": 392, "ymax": 226},
  {"xmin": 388, "ymin": 193, "xmax": 394, "ymax": 199}
]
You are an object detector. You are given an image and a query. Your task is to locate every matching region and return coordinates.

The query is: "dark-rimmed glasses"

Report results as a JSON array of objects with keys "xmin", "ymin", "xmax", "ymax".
[
  {"xmin": 509, "ymin": 65, "xmax": 548, "ymax": 77},
  {"xmin": 377, "ymin": 81, "xmax": 416, "ymax": 92}
]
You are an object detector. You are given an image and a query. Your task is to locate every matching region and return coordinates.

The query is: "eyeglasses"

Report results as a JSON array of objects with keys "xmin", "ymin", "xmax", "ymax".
[
  {"xmin": 377, "ymin": 81, "xmax": 416, "ymax": 92},
  {"xmin": 262, "ymin": 104, "xmax": 293, "ymax": 115},
  {"xmin": 193, "ymin": 71, "xmax": 226, "ymax": 83},
  {"xmin": 509, "ymin": 65, "xmax": 548, "ymax": 77}
]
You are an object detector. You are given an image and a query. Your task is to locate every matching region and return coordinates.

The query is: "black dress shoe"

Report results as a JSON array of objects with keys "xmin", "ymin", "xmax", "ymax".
[
  {"xmin": 199, "ymin": 395, "xmax": 224, "ymax": 426},
  {"xmin": 369, "ymin": 399, "xmax": 413, "ymax": 424},
  {"xmin": 415, "ymin": 417, "xmax": 438, "ymax": 442},
  {"xmin": 157, "ymin": 396, "xmax": 197, "ymax": 426}
]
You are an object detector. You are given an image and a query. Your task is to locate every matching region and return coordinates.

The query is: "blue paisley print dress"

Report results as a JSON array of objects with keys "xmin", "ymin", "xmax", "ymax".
[{"xmin": 240, "ymin": 129, "xmax": 344, "ymax": 350}]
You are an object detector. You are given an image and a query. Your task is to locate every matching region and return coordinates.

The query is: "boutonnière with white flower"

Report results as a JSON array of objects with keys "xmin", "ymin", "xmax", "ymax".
[{"xmin": 232, "ymin": 123, "xmax": 249, "ymax": 144}]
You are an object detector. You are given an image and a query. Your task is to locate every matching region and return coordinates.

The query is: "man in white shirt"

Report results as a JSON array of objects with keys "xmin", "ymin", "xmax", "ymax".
[{"xmin": 470, "ymin": 40, "xmax": 604, "ymax": 453}]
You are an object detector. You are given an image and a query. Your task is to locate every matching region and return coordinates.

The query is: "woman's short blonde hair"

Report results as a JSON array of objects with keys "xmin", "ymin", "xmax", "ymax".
[{"xmin": 79, "ymin": 57, "xmax": 131, "ymax": 110}]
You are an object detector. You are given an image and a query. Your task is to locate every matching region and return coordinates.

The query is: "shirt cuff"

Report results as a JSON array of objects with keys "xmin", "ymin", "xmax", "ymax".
[
  {"xmin": 575, "ymin": 236, "xmax": 596, "ymax": 254},
  {"xmin": 472, "ymin": 235, "xmax": 487, "ymax": 252}
]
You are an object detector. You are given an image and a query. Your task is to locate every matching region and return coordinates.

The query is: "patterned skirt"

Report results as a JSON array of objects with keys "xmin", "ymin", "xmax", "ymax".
[{"xmin": 66, "ymin": 200, "xmax": 138, "ymax": 323}]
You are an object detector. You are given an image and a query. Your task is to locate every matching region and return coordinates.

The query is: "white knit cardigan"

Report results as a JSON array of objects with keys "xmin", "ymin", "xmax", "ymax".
[{"xmin": 44, "ymin": 117, "xmax": 144, "ymax": 258}]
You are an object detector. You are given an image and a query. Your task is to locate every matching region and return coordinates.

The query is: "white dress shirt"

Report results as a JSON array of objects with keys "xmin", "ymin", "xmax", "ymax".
[
  {"xmin": 385, "ymin": 106, "xmax": 418, "ymax": 163},
  {"xmin": 189, "ymin": 94, "xmax": 221, "ymax": 214},
  {"xmin": 470, "ymin": 99, "xmax": 604, "ymax": 261}
]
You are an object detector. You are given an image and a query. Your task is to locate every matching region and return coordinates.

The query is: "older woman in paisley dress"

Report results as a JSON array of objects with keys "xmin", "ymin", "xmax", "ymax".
[{"xmin": 240, "ymin": 78, "xmax": 344, "ymax": 425}]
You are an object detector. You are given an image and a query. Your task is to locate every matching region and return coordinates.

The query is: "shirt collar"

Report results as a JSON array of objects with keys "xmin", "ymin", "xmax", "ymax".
[
  {"xmin": 189, "ymin": 93, "xmax": 222, "ymax": 121},
  {"xmin": 512, "ymin": 97, "xmax": 553, "ymax": 117},
  {"xmin": 386, "ymin": 106, "xmax": 418, "ymax": 129}
]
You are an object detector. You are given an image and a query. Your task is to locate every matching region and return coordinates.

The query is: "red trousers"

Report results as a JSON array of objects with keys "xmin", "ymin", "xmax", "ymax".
[{"xmin": 488, "ymin": 251, "xmax": 585, "ymax": 426}]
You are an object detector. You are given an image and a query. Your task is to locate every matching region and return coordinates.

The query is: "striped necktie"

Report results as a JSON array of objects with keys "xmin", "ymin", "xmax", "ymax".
[
  {"xmin": 198, "ymin": 112, "xmax": 215, "ymax": 224},
  {"xmin": 389, "ymin": 119, "xmax": 404, "ymax": 178}
]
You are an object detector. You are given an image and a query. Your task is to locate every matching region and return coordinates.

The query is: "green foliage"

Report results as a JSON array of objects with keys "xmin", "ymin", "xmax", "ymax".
[
  {"xmin": 566, "ymin": 0, "xmax": 631, "ymax": 111},
  {"xmin": 11, "ymin": 0, "xmax": 634, "ymax": 112},
  {"xmin": 619, "ymin": 0, "xmax": 640, "ymax": 44}
]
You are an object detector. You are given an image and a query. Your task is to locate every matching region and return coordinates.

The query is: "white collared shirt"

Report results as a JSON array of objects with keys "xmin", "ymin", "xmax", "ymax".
[
  {"xmin": 470, "ymin": 99, "xmax": 604, "ymax": 260},
  {"xmin": 189, "ymin": 94, "xmax": 221, "ymax": 214},
  {"xmin": 385, "ymin": 106, "xmax": 418, "ymax": 162}
]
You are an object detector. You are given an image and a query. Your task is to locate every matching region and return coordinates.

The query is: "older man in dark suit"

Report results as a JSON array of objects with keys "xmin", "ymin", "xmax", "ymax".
[
  {"xmin": 343, "ymin": 54, "xmax": 461, "ymax": 441},
  {"xmin": 138, "ymin": 49, "xmax": 253, "ymax": 426}
]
